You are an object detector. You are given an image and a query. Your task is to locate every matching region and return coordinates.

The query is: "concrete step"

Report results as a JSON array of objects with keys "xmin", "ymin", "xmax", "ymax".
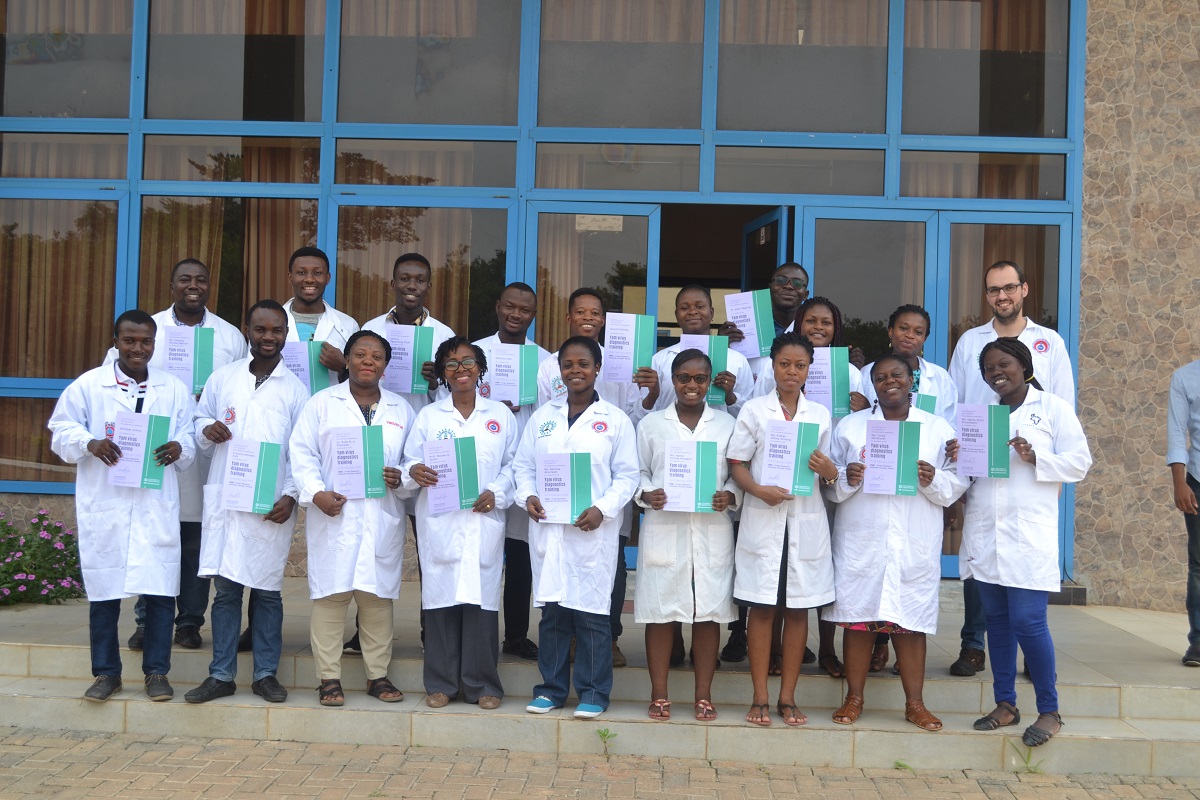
[
  {"xmin": 4, "ymin": 638, "xmax": 1199, "ymax": 723},
  {"xmin": 0, "ymin": 674, "xmax": 1196, "ymax": 776}
]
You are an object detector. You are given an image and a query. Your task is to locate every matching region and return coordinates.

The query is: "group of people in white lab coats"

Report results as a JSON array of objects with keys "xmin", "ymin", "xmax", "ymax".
[{"xmin": 49, "ymin": 251, "xmax": 1091, "ymax": 744}]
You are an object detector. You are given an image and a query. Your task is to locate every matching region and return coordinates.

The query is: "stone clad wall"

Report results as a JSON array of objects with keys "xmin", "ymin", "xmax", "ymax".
[{"xmin": 1074, "ymin": 2, "xmax": 1199, "ymax": 608}]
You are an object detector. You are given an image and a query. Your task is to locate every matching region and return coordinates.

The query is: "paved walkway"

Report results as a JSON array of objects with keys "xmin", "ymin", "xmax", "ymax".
[{"xmin": 3, "ymin": 727, "xmax": 1200, "ymax": 799}]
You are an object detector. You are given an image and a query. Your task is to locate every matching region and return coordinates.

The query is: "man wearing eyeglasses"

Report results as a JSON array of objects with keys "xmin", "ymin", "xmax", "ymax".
[
  {"xmin": 719, "ymin": 262, "xmax": 810, "ymax": 383},
  {"xmin": 945, "ymin": 259, "xmax": 1076, "ymax": 678}
]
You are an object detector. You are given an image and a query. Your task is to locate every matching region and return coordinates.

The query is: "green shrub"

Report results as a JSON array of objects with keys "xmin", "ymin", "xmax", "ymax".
[{"xmin": 0, "ymin": 509, "xmax": 84, "ymax": 605}]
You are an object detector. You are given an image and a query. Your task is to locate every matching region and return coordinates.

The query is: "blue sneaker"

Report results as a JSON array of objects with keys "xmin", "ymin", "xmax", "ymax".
[
  {"xmin": 573, "ymin": 703, "xmax": 604, "ymax": 719},
  {"xmin": 526, "ymin": 696, "xmax": 559, "ymax": 714}
]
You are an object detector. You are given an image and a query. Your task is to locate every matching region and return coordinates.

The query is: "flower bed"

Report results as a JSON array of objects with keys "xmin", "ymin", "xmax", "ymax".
[{"xmin": 0, "ymin": 509, "xmax": 84, "ymax": 605}]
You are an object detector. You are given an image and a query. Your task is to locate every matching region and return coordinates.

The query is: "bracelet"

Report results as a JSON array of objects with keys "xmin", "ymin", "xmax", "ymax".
[{"xmin": 822, "ymin": 472, "xmax": 838, "ymax": 486}]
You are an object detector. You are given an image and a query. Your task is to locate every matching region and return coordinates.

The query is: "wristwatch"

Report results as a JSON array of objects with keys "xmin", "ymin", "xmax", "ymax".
[{"xmin": 821, "ymin": 472, "xmax": 838, "ymax": 486}]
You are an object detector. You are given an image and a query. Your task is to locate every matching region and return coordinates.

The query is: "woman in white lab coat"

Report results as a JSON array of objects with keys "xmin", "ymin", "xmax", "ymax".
[
  {"xmin": 727, "ymin": 332, "xmax": 839, "ymax": 727},
  {"xmin": 962, "ymin": 338, "xmax": 1091, "ymax": 746},
  {"xmin": 513, "ymin": 336, "xmax": 639, "ymax": 720},
  {"xmin": 289, "ymin": 330, "xmax": 414, "ymax": 707},
  {"xmin": 824, "ymin": 354, "xmax": 968, "ymax": 731},
  {"xmin": 635, "ymin": 349, "xmax": 740, "ymax": 722},
  {"xmin": 403, "ymin": 337, "xmax": 518, "ymax": 710}
]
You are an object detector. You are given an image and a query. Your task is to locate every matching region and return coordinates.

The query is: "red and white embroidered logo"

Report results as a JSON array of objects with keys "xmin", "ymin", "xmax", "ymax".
[
  {"xmin": 104, "ymin": 422, "xmax": 116, "ymax": 440},
  {"xmin": 486, "ymin": 419, "xmax": 501, "ymax": 434},
  {"xmin": 591, "ymin": 421, "xmax": 608, "ymax": 433},
  {"xmin": 223, "ymin": 407, "xmax": 236, "ymax": 424},
  {"xmin": 479, "ymin": 382, "xmax": 491, "ymax": 398},
  {"xmin": 1032, "ymin": 339, "xmax": 1049, "ymax": 354}
]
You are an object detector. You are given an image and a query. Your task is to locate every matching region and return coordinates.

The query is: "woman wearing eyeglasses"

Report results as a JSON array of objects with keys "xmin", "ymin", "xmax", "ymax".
[
  {"xmin": 402, "ymin": 337, "xmax": 519, "ymax": 710},
  {"xmin": 635, "ymin": 349, "xmax": 740, "ymax": 722}
]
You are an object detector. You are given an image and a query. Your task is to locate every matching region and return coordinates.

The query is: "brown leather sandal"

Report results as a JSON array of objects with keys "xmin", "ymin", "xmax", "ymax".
[
  {"xmin": 904, "ymin": 699, "xmax": 943, "ymax": 731},
  {"xmin": 317, "ymin": 679, "xmax": 344, "ymax": 707},
  {"xmin": 832, "ymin": 692, "xmax": 863, "ymax": 725},
  {"xmin": 869, "ymin": 642, "xmax": 889, "ymax": 672}
]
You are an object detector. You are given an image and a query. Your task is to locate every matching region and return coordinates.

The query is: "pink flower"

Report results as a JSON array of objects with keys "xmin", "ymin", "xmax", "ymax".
[
  {"xmin": 1, "ymin": 588, "xmax": 8, "ymax": 595},
  {"xmin": 54, "ymin": 522, "xmax": 63, "ymax": 528},
  {"xmin": 39, "ymin": 531, "xmax": 51, "ymax": 539},
  {"xmin": 17, "ymin": 586, "xmax": 26, "ymax": 592},
  {"xmin": 29, "ymin": 518, "xmax": 37, "ymax": 524},
  {"xmin": 54, "ymin": 542, "xmax": 65, "ymax": 550},
  {"xmin": 13, "ymin": 573, "xmax": 26, "ymax": 580},
  {"xmin": 60, "ymin": 580, "xmax": 71, "ymax": 587},
  {"xmin": 40, "ymin": 589, "xmax": 48, "ymax": 595},
  {"xmin": 27, "ymin": 574, "xmax": 35, "ymax": 580}
]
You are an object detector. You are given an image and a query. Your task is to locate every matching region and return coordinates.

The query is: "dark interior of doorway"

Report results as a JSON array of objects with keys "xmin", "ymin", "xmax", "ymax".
[{"xmin": 658, "ymin": 203, "xmax": 789, "ymax": 301}]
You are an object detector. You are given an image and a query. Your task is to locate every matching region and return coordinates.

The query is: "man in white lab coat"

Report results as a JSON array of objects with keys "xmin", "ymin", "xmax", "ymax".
[
  {"xmin": 282, "ymin": 246, "xmax": 359, "ymax": 378},
  {"xmin": 946, "ymin": 260, "xmax": 1076, "ymax": 677},
  {"xmin": 49, "ymin": 310, "xmax": 197, "ymax": 702}
]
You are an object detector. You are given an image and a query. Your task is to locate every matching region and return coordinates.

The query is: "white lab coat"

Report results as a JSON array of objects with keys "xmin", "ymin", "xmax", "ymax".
[
  {"xmin": 473, "ymin": 333, "xmax": 554, "ymax": 542},
  {"xmin": 959, "ymin": 388, "xmax": 1092, "ymax": 592},
  {"xmin": 289, "ymin": 382, "xmax": 415, "ymax": 600},
  {"xmin": 401, "ymin": 397, "xmax": 518, "ymax": 610},
  {"xmin": 823, "ymin": 407, "xmax": 968, "ymax": 633},
  {"xmin": 748, "ymin": 355, "xmax": 864, "ymax": 408},
  {"xmin": 537, "ymin": 345, "xmax": 651, "ymax": 426},
  {"xmin": 194, "ymin": 359, "xmax": 308, "ymax": 591},
  {"xmin": 726, "ymin": 393, "xmax": 835, "ymax": 608},
  {"xmin": 362, "ymin": 308, "xmax": 456, "ymax": 413},
  {"xmin": 633, "ymin": 405, "xmax": 741, "ymax": 624},
  {"xmin": 48, "ymin": 365, "xmax": 197, "ymax": 601},
  {"xmin": 746, "ymin": 320, "xmax": 794, "ymax": 385},
  {"xmin": 103, "ymin": 307, "xmax": 247, "ymax": 522},
  {"xmin": 860, "ymin": 357, "xmax": 959, "ymax": 428},
  {"xmin": 283, "ymin": 297, "xmax": 359, "ymax": 352},
  {"xmin": 949, "ymin": 320, "xmax": 1075, "ymax": 407},
  {"xmin": 512, "ymin": 396, "xmax": 639, "ymax": 615},
  {"xmin": 650, "ymin": 342, "xmax": 755, "ymax": 418}
]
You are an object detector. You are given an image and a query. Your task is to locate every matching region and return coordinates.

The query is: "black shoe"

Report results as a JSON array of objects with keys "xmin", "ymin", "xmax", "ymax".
[
  {"xmin": 174, "ymin": 626, "xmax": 202, "ymax": 649},
  {"xmin": 1183, "ymin": 645, "xmax": 1200, "ymax": 667},
  {"xmin": 237, "ymin": 627, "xmax": 253, "ymax": 653},
  {"xmin": 950, "ymin": 647, "xmax": 986, "ymax": 676},
  {"xmin": 83, "ymin": 675, "xmax": 123, "ymax": 702},
  {"xmin": 144, "ymin": 674, "xmax": 174, "ymax": 701},
  {"xmin": 343, "ymin": 632, "xmax": 361, "ymax": 654},
  {"xmin": 803, "ymin": 646, "xmax": 817, "ymax": 664},
  {"xmin": 252, "ymin": 675, "xmax": 288, "ymax": 703},
  {"xmin": 502, "ymin": 638, "xmax": 539, "ymax": 660},
  {"xmin": 720, "ymin": 630, "xmax": 747, "ymax": 663},
  {"xmin": 127, "ymin": 626, "xmax": 145, "ymax": 651},
  {"xmin": 184, "ymin": 677, "xmax": 236, "ymax": 704}
]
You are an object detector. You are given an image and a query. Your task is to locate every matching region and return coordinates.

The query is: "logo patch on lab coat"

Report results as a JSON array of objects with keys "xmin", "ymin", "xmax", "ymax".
[
  {"xmin": 538, "ymin": 420, "xmax": 557, "ymax": 438},
  {"xmin": 591, "ymin": 421, "xmax": 608, "ymax": 433},
  {"xmin": 485, "ymin": 419, "xmax": 502, "ymax": 434},
  {"xmin": 105, "ymin": 421, "xmax": 116, "ymax": 440},
  {"xmin": 435, "ymin": 428, "xmax": 455, "ymax": 440},
  {"xmin": 223, "ymin": 406, "xmax": 236, "ymax": 424},
  {"xmin": 551, "ymin": 376, "xmax": 565, "ymax": 396},
  {"xmin": 479, "ymin": 382, "xmax": 491, "ymax": 398},
  {"xmin": 1032, "ymin": 339, "xmax": 1049, "ymax": 354}
]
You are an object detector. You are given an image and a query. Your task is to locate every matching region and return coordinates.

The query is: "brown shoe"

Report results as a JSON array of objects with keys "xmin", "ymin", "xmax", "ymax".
[
  {"xmin": 611, "ymin": 641, "xmax": 627, "ymax": 668},
  {"xmin": 478, "ymin": 696, "xmax": 501, "ymax": 710},
  {"xmin": 949, "ymin": 647, "xmax": 985, "ymax": 676},
  {"xmin": 425, "ymin": 692, "xmax": 451, "ymax": 708}
]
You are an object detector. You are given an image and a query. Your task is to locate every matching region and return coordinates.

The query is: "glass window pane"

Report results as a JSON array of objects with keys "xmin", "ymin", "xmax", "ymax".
[
  {"xmin": 714, "ymin": 147, "xmax": 884, "ymax": 195},
  {"xmin": 1, "ymin": 0, "xmax": 132, "ymax": 118},
  {"xmin": 811, "ymin": 218, "xmax": 926, "ymax": 364},
  {"xmin": 146, "ymin": 0, "xmax": 325, "ymax": 121},
  {"xmin": 0, "ymin": 398, "xmax": 75, "ymax": 483},
  {"xmin": 142, "ymin": 136, "xmax": 320, "ymax": 182},
  {"xmin": 0, "ymin": 134, "xmax": 126, "ymax": 179},
  {"xmin": 719, "ymin": 0, "xmax": 888, "ymax": 133},
  {"xmin": 335, "ymin": 206, "xmax": 507, "ymax": 342},
  {"xmin": 1, "ymin": 199, "xmax": 117, "ymax": 379},
  {"xmin": 140, "ymin": 196, "xmax": 318, "ymax": 327},
  {"xmin": 538, "ymin": 0, "xmax": 704, "ymax": 129},
  {"xmin": 903, "ymin": 0, "xmax": 1069, "ymax": 137},
  {"xmin": 948, "ymin": 223, "xmax": 1060, "ymax": 353},
  {"xmin": 900, "ymin": 151, "xmax": 1065, "ymax": 200},
  {"xmin": 338, "ymin": 1, "xmax": 519, "ymax": 125},
  {"xmin": 335, "ymin": 140, "xmax": 516, "ymax": 187},
  {"xmin": 536, "ymin": 143, "xmax": 699, "ymax": 191},
  {"xmin": 535, "ymin": 213, "xmax": 648, "ymax": 352}
]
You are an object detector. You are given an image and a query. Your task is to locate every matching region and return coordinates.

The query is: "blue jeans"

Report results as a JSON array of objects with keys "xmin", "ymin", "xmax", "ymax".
[
  {"xmin": 976, "ymin": 580, "xmax": 1058, "ymax": 714},
  {"xmin": 208, "ymin": 576, "xmax": 283, "ymax": 682},
  {"xmin": 534, "ymin": 603, "xmax": 612, "ymax": 709},
  {"xmin": 1185, "ymin": 474, "xmax": 1200, "ymax": 647},
  {"xmin": 134, "ymin": 521, "xmax": 210, "ymax": 629},
  {"xmin": 91, "ymin": 595, "xmax": 172, "ymax": 677},
  {"xmin": 609, "ymin": 535, "xmax": 629, "ymax": 641},
  {"xmin": 959, "ymin": 577, "xmax": 988, "ymax": 651}
]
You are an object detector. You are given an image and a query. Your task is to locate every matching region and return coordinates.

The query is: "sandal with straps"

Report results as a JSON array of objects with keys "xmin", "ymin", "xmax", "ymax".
[
  {"xmin": 776, "ymin": 702, "xmax": 807, "ymax": 727},
  {"xmin": 317, "ymin": 679, "xmax": 344, "ymax": 707},
  {"xmin": 746, "ymin": 703, "xmax": 772, "ymax": 727},
  {"xmin": 904, "ymin": 699, "xmax": 943, "ymax": 731},
  {"xmin": 648, "ymin": 698, "xmax": 671, "ymax": 720},
  {"xmin": 869, "ymin": 642, "xmax": 889, "ymax": 672},
  {"xmin": 694, "ymin": 699, "xmax": 717, "ymax": 721},
  {"xmin": 974, "ymin": 701, "xmax": 1020, "ymax": 731},
  {"xmin": 366, "ymin": 677, "xmax": 404, "ymax": 703},
  {"xmin": 1022, "ymin": 712, "xmax": 1063, "ymax": 747},
  {"xmin": 832, "ymin": 692, "xmax": 863, "ymax": 725}
]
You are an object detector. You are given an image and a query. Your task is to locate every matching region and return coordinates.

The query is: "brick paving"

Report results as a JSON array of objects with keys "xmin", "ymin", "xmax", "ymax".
[{"xmin": 1, "ymin": 728, "xmax": 1199, "ymax": 799}]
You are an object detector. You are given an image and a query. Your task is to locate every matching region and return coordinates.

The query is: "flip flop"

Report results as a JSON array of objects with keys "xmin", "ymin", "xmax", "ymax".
[
  {"xmin": 746, "ymin": 703, "xmax": 772, "ymax": 727},
  {"xmin": 776, "ymin": 702, "xmax": 807, "ymax": 726},
  {"xmin": 694, "ymin": 699, "xmax": 717, "ymax": 721},
  {"xmin": 768, "ymin": 652, "xmax": 783, "ymax": 676},
  {"xmin": 818, "ymin": 653, "xmax": 845, "ymax": 678},
  {"xmin": 648, "ymin": 698, "xmax": 671, "ymax": 720}
]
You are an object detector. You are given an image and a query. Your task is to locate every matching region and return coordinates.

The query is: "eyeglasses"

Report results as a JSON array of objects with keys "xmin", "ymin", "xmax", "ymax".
[
  {"xmin": 985, "ymin": 283, "xmax": 1024, "ymax": 298},
  {"xmin": 771, "ymin": 276, "xmax": 808, "ymax": 290},
  {"xmin": 444, "ymin": 358, "xmax": 477, "ymax": 371},
  {"xmin": 673, "ymin": 373, "xmax": 711, "ymax": 385}
]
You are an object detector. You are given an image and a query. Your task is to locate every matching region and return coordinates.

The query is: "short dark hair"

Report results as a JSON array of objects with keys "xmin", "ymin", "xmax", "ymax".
[
  {"xmin": 501, "ymin": 281, "xmax": 536, "ymax": 298},
  {"xmin": 343, "ymin": 329, "xmax": 392, "ymax": 366},
  {"xmin": 245, "ymin": 299, "xmax": 288, "ymax": 327},
  {"xmin": 568, "ymin": 287, "xmax": 604, "ymax": 313},
  {"xmin": 887, "ymin": 304, "xmax": 931, "ymax": 331},
  {"xmin": 393, "ymin": 252, "xmax": 432, "ymax": 279},
  {"xmin": 558, "ymin": 335, "xmax": 602, "ymax": 367},
  {"xmin": 986, "ymin": 260, "xmax": 1026, "ymax": 284},
  {"xmin": 433, "ymin": 336, "xmax": 487, "ymax": 387},
  {"xmin": 671, "ymin": 348, "xmax": 711, "ymax": 375},
  {"xmin": 770, "ymin": 331, "xmax": 815, "ymax": 361},
  {"xmin": 979, "ymin": 337, "xmax": 1043, "ymax": 391},
  {"xmin": 674, "ymin": 284, "xmax": 712, "ymax": 304},
  {"xmin": 288, "ymin": 246, "xmax": 329, "ymax": 272},
  {"xmin": 170, "ymin": 258, "xmax": 208, "ymax": 281},
  {"xmin": 871, "ymin": 353, "xmax": 915, "ymax": 382},
  {"xmin": 114, "ymin": 309, "xmax": 156, "ymax": 337},
  {"xmin": 795, "ymin": 296, "xmax": 846, "ymax": 347},
  {"xmin": 775, "ymin": 261, "xmax": 810, "ymax": 283}
]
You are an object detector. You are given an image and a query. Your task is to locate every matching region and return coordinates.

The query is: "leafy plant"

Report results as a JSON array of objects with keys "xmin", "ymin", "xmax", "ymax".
[
  {"xmin": 894, "ymin": 760, "xmax": 916, "ymax": 775},
  {"xmin": 1009, "ymin": 741, "xmax": 1045, "ymax": 774},
  {"xmin": 0, "ymin": 509, "xmax": 84, "ymax": 605},
  {"xmin": 596, "ymin": 728, "xmax": 618, "ymax": 759}
]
